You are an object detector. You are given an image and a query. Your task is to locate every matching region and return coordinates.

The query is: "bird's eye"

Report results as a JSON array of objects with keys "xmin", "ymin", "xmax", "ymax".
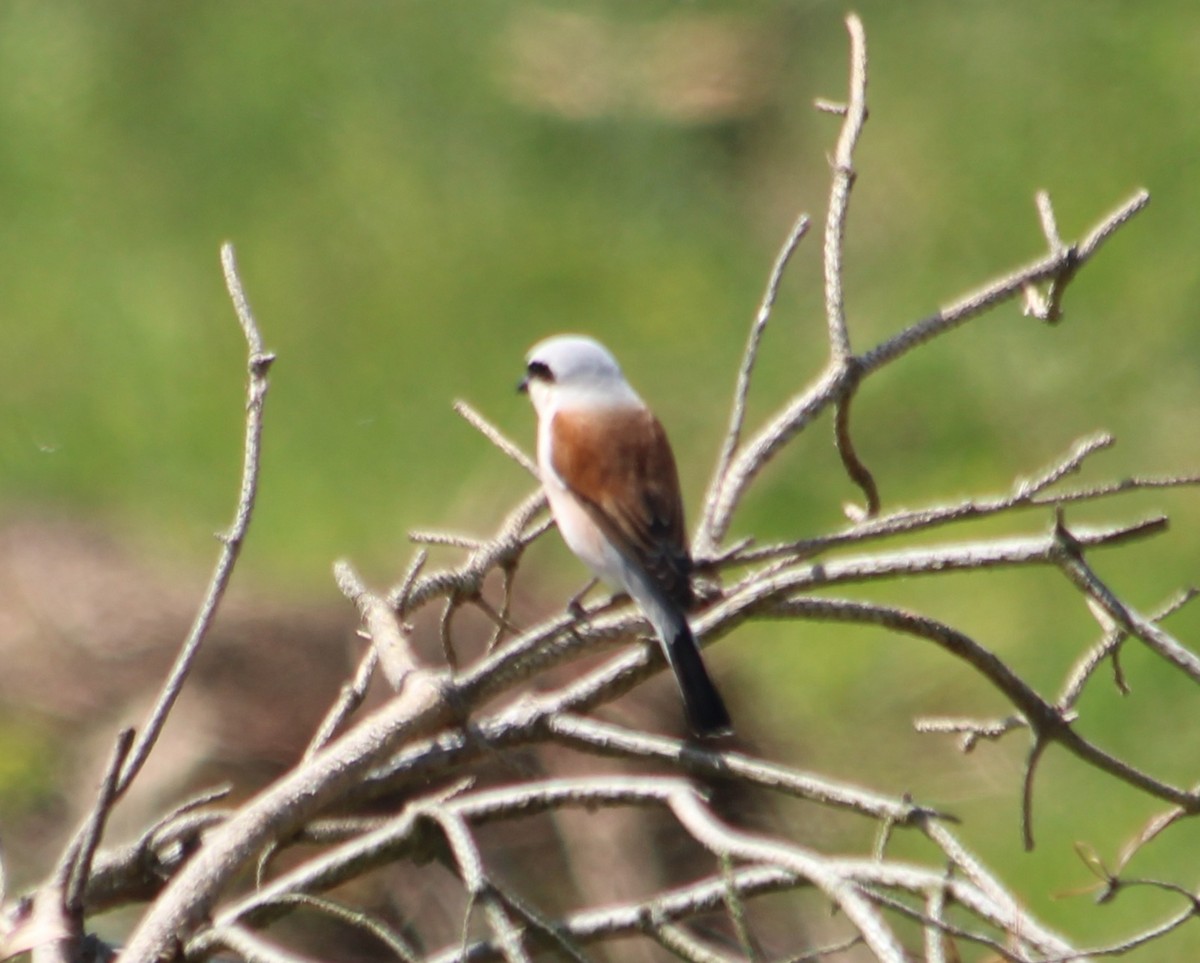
[{"xmin": 526, "ymin": 360, "xmax": 554, "ymax": 383}]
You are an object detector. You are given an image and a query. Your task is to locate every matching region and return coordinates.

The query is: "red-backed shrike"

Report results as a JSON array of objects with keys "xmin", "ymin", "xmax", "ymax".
[{"xmin": 519, "ymin": 334, "xmax": 732, "ymax": 737}]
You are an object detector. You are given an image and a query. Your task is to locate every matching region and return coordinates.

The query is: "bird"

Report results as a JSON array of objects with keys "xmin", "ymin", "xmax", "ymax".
[{"xmin": 519, "ymin": 334, "xmax": 732, "ymax": 737}]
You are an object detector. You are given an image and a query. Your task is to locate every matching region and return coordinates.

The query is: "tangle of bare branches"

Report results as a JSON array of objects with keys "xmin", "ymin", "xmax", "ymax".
[{"xmin": 3, "ymin": 14, "xmax": 1197, "ymax": 963}]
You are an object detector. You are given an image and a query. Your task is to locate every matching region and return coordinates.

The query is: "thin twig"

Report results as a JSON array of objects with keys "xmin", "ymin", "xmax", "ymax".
[
  {"xmin": 1057, "ymin": 587, "xmax": 1198, "ymax": 710},
  {"xmin": 547, "ymin": 713, "xmax": 940, "ymax": 825},
  {"xmin": 117, "ymin": 243, "xmax": 274, "ymax": 795},
  {"xmin": 335, "ymin": 560, "xmax": 426, "ymax": 692},
  {"xmin": 303, "ymin": 642, "xmax": 380, "ymax": 761},
  {"xmin": 64, "ymin": 729, "xmax": 134, "ymax": 914},
  {"xmin": 834, "ymin": 385, "xmax": 880, "ymax": 518},
  {"xmin": 651, "ymin": 921, "xmax": 741, "ymax": 963},
  {"xmin": 697, "ymin": 213, "xmax": 810, "ymax": 554},
  {"xmin": 439, "ymin": 594, "xmax": 462, "ymax": 671},
  {"xmin": 1021, "ymin": 738, "xmax": 1049, "ymax": 851},
  {"xmin": 719, "ymin": 855, "xmax": 761, "ymax": 962},
  {"xmin": 913, "ymin": 714, "xmax": 1029, "ymax": 752},
  {"xmin": 455, "ymin": 399, "xmax": 539, "ymax": 478},
  {"xmin": 394, "ymin": 549, "xmax": 428, "ymax": 618},
  {"xmin": 491, "ymin": 888, "xmax": 595, "ymax": 963},
  {"xmin": 1017, "ymin": 431, "xmax": 1114, "ymax": 497},
  {"xmin": 860, "ymin": 189, "xmax": 1150, "ymax": 376},
  {"xmin": 395, "ymin": 488, "xmax": 547, "ymax": 615},
  {"xmin": 410, "ymin": 530, "xmax": 486, "ymax": 550},
  {"xmin": 487, "ymin": 562, "xmax": 519, "ymax": 650},
  {"xmin": 725, "ymin": 430, "xmax": 1191, "ymax": 567},
  {"xmin": 229, "ymin": 894, "xmax": 421, "ymax": 963},
  {"xmin": 823, "ymin": 13, "xmax": 868, "ymax": 362},
  {"xmin": 1052, "ymin": 524, "xmax": 1200, "ymax": 683},
  {"xmin": 1023, "ymin": 190, "xmax": 1070, "ymax": 323},
  {"xmin": 193, "ymin": 925, "xmax": 322, "ymax": 963},
  {"xmin": 924, "ymin": 863, "xmax": 952, "ymax": 963}
]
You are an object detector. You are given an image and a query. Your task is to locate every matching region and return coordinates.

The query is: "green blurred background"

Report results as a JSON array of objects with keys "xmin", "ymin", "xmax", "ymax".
[{"xmin": 1, "ymin": 0, "xmax": 1198, "ymax": 956}]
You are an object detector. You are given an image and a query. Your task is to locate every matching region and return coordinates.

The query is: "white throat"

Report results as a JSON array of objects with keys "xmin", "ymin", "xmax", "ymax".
[{"xmin": 528, "ymin": 375, "xmax": 642, "ymax": 421}]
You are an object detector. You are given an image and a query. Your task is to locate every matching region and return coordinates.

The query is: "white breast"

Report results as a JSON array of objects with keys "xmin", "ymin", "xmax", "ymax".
[{"xmin": 537, "ymin": 415, "xmax": 629, "ymax": 589}]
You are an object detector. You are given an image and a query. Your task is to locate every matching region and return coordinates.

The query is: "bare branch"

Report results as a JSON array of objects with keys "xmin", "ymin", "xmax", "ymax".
[
  {"xmin": 823, "ymin": 13, "xmax": 868, "ymax": 362},
  {"xmin": 1021, "ymin": 738, "xmax": 1050, "ymax": 850},
  {"xmin": 860, "ymin": 189, "xmax": 1150, "ymax": 376},
  {"xmin": 833, "ymin": 385, "xmax": 880, "ymax": 518},
  {"xmin": 217, "ymin": 893, "xmax": 421, "ymax": 963},
  {"xmin": 409, "ymin": 530, "xmax": 487, "ymax": 550},
  {"xmin": 924, "ymin": 865, "xmax": 952, "ymax": 963},
  {"xmin": 116, "ymin": 243, "xmax": 274, "ymax": 794},
  {"xmin": 651, "ymin": 920, "xmax": 742, "ymax": 963},
  {"xmin": 1018, "ymin": 431, "xmax": 1114, "ymax": 496},
  {"xmin": 395, "ymin": 488, "xmax": 548, "ymax": 614},
  {"xmin": 192, "ymin": 925, "xmax": 323, "ymax": 963},
  {"xmin": 724, "ymin": 430, "xmax": 1192, "ymax": 568},
  {"xmin": 1023, "ymin": 190, "xmax": 1070, "ymax": 322},
  {"xmin": 763, "ymin": 597, "xmax": 1199, "ymax": 816},
  {"xmin": 1070, "ymin": 904, "xmax": 1199, "ymax": 960},
  {"xmin": 1053, "ymin": 522, "xmax": 1200, "ymax": 683},
  {"xmin": 335, "ymin": 561, "xmax": 430, "ymax": 694},
  {"xmin": 489, "ymin": 888, "xmax": 594, "ymax": 963},
  {"xmin": 455, "ymin": 398, "xmax": 539, "ymax": 479},
  {"xmin": 120, "ymin": 653, "xmax": 454, "ymax": 960},
  {"xmin": 547, "ymin": 713, "xmax": 941, "ymax": 825},
  {"xmin": 393, "ymin": 548, "xmax": 428, "ymax": 617},
  {"xmin": 1057, "ymin": 587, "xmax": 1197, "ymax": 711},
  {"xmin": 303, "ymin": 631, "xmax": 380, "ymax": 760},
  {"xmin": 704, "ymin": 185, "xmax": 1149, "ymax": 549},
  {"xmin": 1115, "ymin": 806, "xmax": 1191, "ymax": 874},
  {"xmin": 63, "ymin": 729, "xmax": 134, "ymax": 914},
  {"xmin": 704, "ymin": 363, "xmax": 843, "ymax": 546},
  {"xmin": 696, "ymin": 212, "xmax": 810, "ymax": 555},
  {"xmin": 82, "ymin": 795, "xmax": 228, "ymax": 915},
  {"xmin": 913, "ymin": 713, "xmax": 1029, "ymax": 752}
]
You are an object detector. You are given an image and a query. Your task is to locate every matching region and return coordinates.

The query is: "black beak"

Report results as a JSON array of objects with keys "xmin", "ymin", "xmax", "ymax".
[{"xmin": 517, "ymin": 375, "xmax": 529, "ymax": 394}]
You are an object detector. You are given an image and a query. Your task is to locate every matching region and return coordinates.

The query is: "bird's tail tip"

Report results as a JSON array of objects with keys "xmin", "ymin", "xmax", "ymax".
[
  {"xmin": 667, "ymin": 623, "xmax": 734, "ymax": 739},
  {"xmin": 685, "ymin": 695, "xmax": 734, "ymax": 739}
]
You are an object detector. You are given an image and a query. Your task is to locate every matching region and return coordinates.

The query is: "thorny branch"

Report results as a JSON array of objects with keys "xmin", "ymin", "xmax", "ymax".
[{"xmin": 4, "ymin": 14, "xmax": 1197, "ymax": 963}]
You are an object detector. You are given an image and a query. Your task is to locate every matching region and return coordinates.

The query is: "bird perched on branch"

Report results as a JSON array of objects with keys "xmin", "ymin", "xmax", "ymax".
[{"xmin": 519, "ymin": 334, "xmax": 732, "ymax": 737}]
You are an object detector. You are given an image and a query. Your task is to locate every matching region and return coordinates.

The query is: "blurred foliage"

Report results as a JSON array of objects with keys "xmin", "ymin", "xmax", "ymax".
[{"xmin": 0, "ymin": 1, "xmax": 1198, "ymax": 955}]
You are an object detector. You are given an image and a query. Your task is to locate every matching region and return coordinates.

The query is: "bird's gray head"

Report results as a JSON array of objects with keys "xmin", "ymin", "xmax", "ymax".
[{"xmin": 518, "ymin": 334, "xmax": 639, "ymax": 414}]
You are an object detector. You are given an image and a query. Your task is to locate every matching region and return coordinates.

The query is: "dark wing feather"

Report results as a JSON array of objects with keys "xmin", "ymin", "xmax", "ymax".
[{"xmin": 550, "ymin": 406, "xmax": 693, "ymax": 609}]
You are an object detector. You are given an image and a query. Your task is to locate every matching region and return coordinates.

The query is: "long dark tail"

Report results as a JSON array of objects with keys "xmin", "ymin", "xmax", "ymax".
[{"xmin": 662, "ymin": 618, "xmax": 732, "ymax": 738}]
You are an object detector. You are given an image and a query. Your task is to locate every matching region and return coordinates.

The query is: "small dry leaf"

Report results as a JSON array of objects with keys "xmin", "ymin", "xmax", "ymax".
[{"xmin": 1073, "ymin": 840, "xmax": 1110, "ymax": 881}]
